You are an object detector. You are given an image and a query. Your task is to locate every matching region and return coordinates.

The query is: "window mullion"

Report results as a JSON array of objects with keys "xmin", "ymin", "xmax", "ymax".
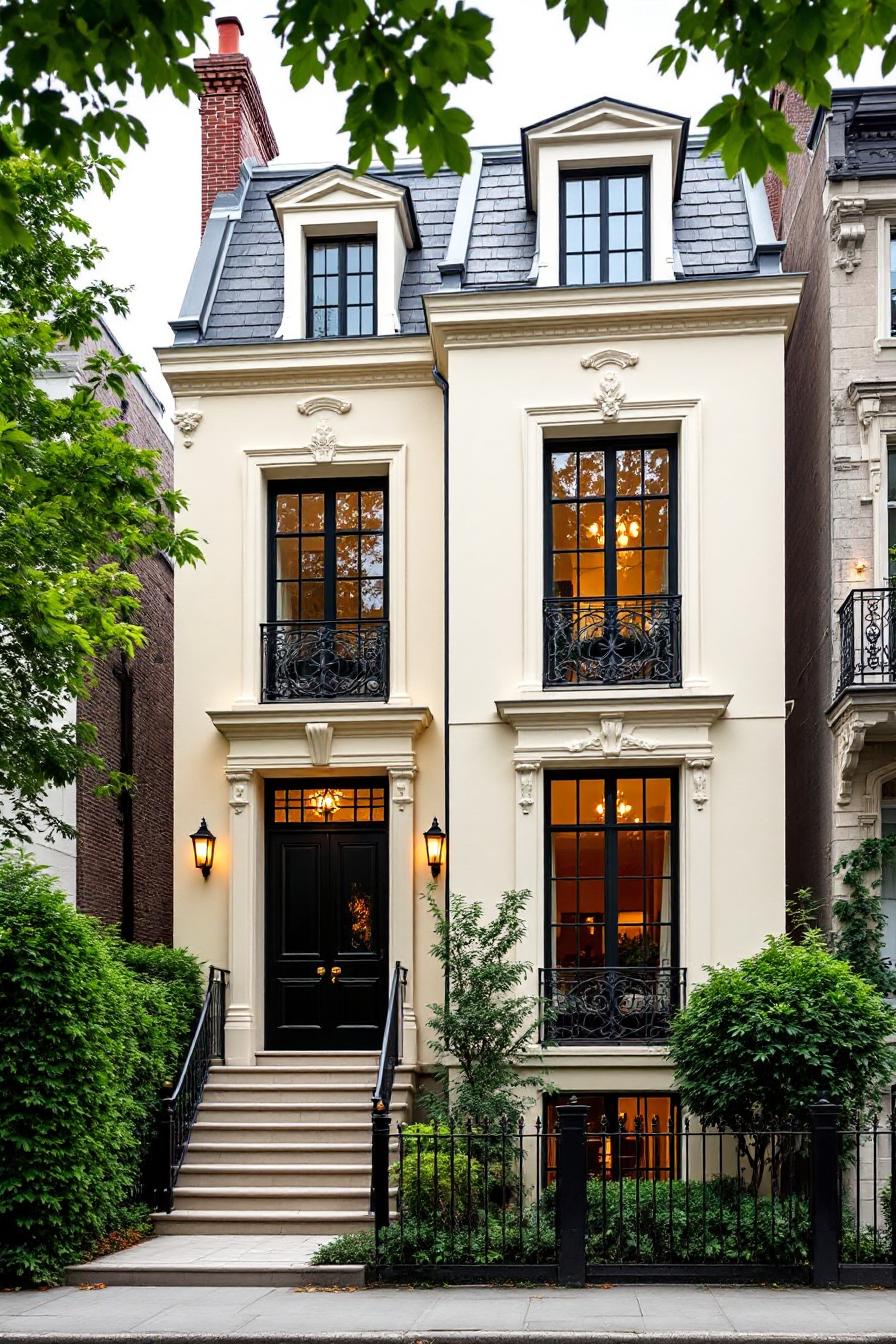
[
  {"xmin": 324, "ymin": 486, "xmax": 336, "ymax": 622},
  {"xmin": 600, "ymin": 176, "xmax": 609, "ymax": 285},
  {"xmin": 607, "ymin": 776, "xmax": 619, "ymax": 966},
  {"xmin": 605, "ymin": 445, "xmax": 618, "ymax": 598}
]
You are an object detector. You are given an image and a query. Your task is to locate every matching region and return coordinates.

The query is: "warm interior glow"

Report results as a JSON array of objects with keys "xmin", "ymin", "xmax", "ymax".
[{"xmin": 309, "ymin": 787, "xmax": 342, "ymax": 822}]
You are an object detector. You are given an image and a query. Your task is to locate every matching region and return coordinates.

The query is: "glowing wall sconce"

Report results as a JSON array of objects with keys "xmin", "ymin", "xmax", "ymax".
[
  {"xmin": 423, "ymin": 817, "xmax": 446, "ymax": 879},
  {"xmin": 190, "ymin": 817, "xmax": 216, "ymax": 879}
]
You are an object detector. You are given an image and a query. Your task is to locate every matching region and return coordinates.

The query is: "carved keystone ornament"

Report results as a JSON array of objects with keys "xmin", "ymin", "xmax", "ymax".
[{"xmin": 580, "ymin": 349, "xmax": 639, "ymax": 420}]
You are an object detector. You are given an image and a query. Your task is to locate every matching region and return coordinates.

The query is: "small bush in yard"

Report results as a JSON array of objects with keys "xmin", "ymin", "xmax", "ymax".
[
  {"xmin": 0, "ymin": 856, "xmax": 202, "ymax": 1285},
  {"xmin": 394, "ymin": 1123, "xmax": 484, "ymax": 1227},
  {"xmin": 310, "ymin": 1231, "xmax": 376, "ymax": 1266}
]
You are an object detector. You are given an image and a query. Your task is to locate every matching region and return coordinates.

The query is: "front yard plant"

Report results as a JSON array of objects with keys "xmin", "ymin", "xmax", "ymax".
[{"xmin": 0, "ymin": 856, "xmax": 202, "ymax": 1286}]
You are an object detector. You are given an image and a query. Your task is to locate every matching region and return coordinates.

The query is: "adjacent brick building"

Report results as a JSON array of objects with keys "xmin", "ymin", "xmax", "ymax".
[
  {"xmin": 32, "ymin": 319, "xmax": 175, "ymax": 944},
  {"xmin": 771, "ymin": 86, "xmax": 896, "ymax": 962}
]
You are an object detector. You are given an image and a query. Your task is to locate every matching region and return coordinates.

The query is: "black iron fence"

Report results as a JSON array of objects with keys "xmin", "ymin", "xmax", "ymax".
[
  {"xmin": 543, "ymin": 594, "xmax": 682, "ymax": 688},
  {"xmin": 370, "ymin": 1100, "xmax": 895, "ymax": 1286},
  {"xmin": 837, "ymin": 587, "xmax": 896, "ymax": 691},
  {"xmin": 261, "ymin": 619, "xmax": 389, "ymax": 701},
  {"xmin": 150, "ymin": 965, "xmax": 227, "ymax": 1213},
  {"xmin": 539, "ymin": 966, "xmax": 687, "ymax": 1045},
  {"xmin": 838, "ymin": 1110, "xmax": 896, "ymax": 1286}
]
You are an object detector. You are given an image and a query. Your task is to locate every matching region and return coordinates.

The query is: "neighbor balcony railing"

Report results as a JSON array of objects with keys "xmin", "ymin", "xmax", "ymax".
[
  {"xmin": 539, "ymin": 965, "xmax": 687, "ymax": 1045},
  {"xmin": 837, "ymin": 588, "xmax": 896, "ymax": 692},
  {"xmin": 261, "ymin": 618, "xmax": 389, "ymax": 702},
  {"xmin": 543, "ymin": 595, "xmax": 682, "ymax": 688}
]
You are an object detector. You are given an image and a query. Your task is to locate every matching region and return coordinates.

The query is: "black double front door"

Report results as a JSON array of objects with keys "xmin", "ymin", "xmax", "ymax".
[{"xmin": 265, "ymin": 781, "xmax": 388, "ymax": 1050}]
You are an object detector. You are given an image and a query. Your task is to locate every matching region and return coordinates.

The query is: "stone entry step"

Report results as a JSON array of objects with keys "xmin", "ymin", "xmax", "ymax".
[
  {"xmin": 153, "ymin": 1050, "xmax": 412, "ymax": 1239},
  {"xmin": 66, "ymin": 1234, "xmax": 363, "ymax": 1287}
]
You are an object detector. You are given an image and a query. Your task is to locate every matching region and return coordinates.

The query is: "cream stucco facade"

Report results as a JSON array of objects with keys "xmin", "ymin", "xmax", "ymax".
[{"xmin": 159, "ymin": 91, "xmax": 803, "ymax": 1132}]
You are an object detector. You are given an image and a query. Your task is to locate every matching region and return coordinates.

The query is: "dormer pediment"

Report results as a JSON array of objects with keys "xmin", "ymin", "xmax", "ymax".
[
  {"xmin": 522, "ymin": 97, "xmax": 688, "ymax": 210},
  {"xmin": 270, "ymin": 167, "xmax": 420, "ymax": 249}
]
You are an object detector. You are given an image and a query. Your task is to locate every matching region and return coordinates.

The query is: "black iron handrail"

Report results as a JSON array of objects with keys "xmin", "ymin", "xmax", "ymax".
[
  {"xmin": 539, "ymin": 965, "xmax": 686, "ymax": 1044},
  {"xmin": 543, "ymin": 594, "xmax": 682, "ymax": 687},
  {"xmin": 261, "ymin": 618, "xmax": 389, "ymax": 701},
  {"xmin": 370, "ymin": 961, "xmax": 407, "ymax": 1235},
  {"xmin": 153, "ymin": 964, "xmax": 227, "ymax": 1213},
  {"xmin": 837, "ymin": 587, "xmax": 896, "ymax": 691}
]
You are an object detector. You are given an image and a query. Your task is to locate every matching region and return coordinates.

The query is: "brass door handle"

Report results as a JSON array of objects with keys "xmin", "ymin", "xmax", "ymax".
[
  {"xmin": 316, "ymin": 966, "xmax": 326, "ymax": 977},
  {"xmin": 330, "ymin": 965, "xmax": 342, "ymax": 984}
]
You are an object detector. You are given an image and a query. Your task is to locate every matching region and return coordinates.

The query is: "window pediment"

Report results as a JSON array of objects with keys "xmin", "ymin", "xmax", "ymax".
[
  {"xmin": 523, "ymin": 99, "xmax": 688, "ymax": 210},
  {"xmin": 270, "ymin": 168, "xmax": 419, "ymax": 248}
]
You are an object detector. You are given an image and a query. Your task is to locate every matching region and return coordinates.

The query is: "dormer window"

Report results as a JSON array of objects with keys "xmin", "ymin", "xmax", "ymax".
[
  {"xmin": 308, "ymin": 238, "xmax": 377, "ymax": 338},
  {"xmin": 560, "ymin": 170, "xmax": 648, "ymax": 286}
]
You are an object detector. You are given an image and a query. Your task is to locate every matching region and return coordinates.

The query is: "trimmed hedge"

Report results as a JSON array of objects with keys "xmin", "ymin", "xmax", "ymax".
[{"xmin": 0, "ymin": 856, "xmax": 202, "ymax": 1285}]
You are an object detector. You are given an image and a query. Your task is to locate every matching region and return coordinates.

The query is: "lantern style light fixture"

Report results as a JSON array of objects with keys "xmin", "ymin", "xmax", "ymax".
[
  {"xmin": 309, "ymin": 786, "xmax": 342, "ymax": 823},
  {"xmin": 423, "ymin": 817, "xmax": 446, "ymax": 879},
  {"xmin": 190, "ymin": 817, "xmax": 216, "ymax": 879}
]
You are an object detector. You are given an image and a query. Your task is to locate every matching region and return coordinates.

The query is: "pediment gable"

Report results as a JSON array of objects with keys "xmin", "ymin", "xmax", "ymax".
[
  {"xmin": 270, "ymin": 168, "xmax": 419, "ymax": 247},
  {"xmin": 522, "ymin": 96, "xmax": 688, "ymax": 207}
]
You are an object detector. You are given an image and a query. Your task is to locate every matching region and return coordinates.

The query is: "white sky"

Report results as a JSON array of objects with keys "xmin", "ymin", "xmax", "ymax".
[{"xmin": 81, "ymin": 0, "xmax": 895, "ymax": 412}]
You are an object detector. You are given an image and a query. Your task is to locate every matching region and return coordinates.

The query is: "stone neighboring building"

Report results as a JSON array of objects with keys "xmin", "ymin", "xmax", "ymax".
[
  {"xmin": 32, "ymin": 319, "xmax": 175, "ymax": 944},
  {"xmin": 769, "ymin": 86, "xmax": 896, "ymax": 962}
]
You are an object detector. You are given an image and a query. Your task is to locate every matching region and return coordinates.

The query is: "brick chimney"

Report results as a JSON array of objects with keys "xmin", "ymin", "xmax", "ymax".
[
  {"xmin": 764, "ymin": 84, "xmax": 816, "ymax": 238},
  {"xmin": 195, "ymin": 15, "xmax": 279, "ymax": 233}
]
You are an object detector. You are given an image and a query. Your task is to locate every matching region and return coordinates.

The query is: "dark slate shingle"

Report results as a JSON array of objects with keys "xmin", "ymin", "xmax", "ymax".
[{"xmin": 199, "ymin": 144, "xmax": 756, "ymax": 343}]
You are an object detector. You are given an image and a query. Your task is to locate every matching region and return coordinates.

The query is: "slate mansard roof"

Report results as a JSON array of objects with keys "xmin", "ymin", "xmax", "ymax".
[{"xmin": 175, "ymin": 142, "xmax": 775, "ymax": 346}]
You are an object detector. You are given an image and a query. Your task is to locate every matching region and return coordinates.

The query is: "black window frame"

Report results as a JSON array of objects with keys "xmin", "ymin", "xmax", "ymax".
[
  {"xmin": 543, "ymin": 435, "xmax": 677, "ymax": 601},
  {"xmin": 267, "ymin": 477, "xmax": 389, "ymax": 625},
  {"xmin": 306, "ymin": 236, "xmax": 378, "ymax": 339},
  {"xmin": 560, "ymin": 167, "xmax": 651, "ymax": 287},
  {"xmin": 543, "ymin": 767, "xmax": 680, "ymax": 972}
]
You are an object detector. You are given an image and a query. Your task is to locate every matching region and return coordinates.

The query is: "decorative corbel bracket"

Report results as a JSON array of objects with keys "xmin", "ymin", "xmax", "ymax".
[
  {"xmin": 835, "ymin": 713, "xmax": 867, "ymax": 806},
  {"xmin": 388, "ymin": 767, "xmax": 416, "ymax": 812},
  {"xmin": 172, "ymin": 410, "xmax": 203, "ymax": 449},
  {"xmin": 515, "ymin": 760, "xmax": 541, "ymax": 814},
  {"xmin": 829, "ymin": 197, "xmax": 866, "ymax": 274},
  {"xmin": 687, "ymin": 756, "xmax": 712, "ymax": 811},
  {"xmin": 580, "ymin": 349, "xmax": 639, "ymax": 422},
  {"xmin": 226, "ymin": 768, "xmax": 253, "ymax": 815}
]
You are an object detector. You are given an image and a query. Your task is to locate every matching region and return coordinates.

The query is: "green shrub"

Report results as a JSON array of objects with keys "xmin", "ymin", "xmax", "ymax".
[
  {"xmin": 394, "ymin": 1123, "xmax": 485, "ymax": 1228},
  {"xmin": 669, "ymin": 934, "xmax": 896, "ymax": 1161},
  {"xmin": 310, "ymin": 1231, "xmax": 376, "ymax": 1265},
  {"xmin": 0, "ymin": 856, "xmax": 203, "ymax": 1285}
]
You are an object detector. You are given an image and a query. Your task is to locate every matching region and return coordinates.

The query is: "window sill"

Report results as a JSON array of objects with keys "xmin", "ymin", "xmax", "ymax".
[{"xmin": 874, "ymin": 337, "xmax": 896, "ymax": 354}]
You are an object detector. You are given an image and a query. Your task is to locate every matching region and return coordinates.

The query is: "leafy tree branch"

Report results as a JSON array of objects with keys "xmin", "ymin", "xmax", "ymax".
[{"xmin": 2, "ymin": 2, "xmax": 896, "ymax": 244}]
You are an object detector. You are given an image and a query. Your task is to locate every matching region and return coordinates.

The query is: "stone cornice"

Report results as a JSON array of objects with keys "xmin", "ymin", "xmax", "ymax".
[
  {"xmin": 424, "ymin": 274, "xmax": 804, "ymax": 373},
  {"xmin": 208, "ymin": 702, "xmax": 433, "ymax": 742},
  {"xmin": 157, "ymin": 335, "xmax": 435, "ymax": 397},
  {"xmin": 496, "ymin": 692, "xmax": 732, "ymax": 732}
]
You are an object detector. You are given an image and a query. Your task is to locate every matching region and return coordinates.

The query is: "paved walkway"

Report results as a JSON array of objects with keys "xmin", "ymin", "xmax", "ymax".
[
  {"xmin": 1, "ymin": 1283, "xmax": 895, "ymax": 1340},
  {"xmin": 66, "ymin": 1237, "xmax": 339, "ymax": 1287}
]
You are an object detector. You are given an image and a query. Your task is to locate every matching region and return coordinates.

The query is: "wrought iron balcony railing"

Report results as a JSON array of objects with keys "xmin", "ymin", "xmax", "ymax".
[
  {"xmin": 837, "ymin": 588, "xmax": 896, "ymax": 692},
  {"xmin": 539, "ymin": 965, "xmax": 687, "ymax": 1045},
  {"xmin": 261, "ymin": 619, "xmax": 389, "ymax": 702},
  {"xmin": 543, "ymin": 594, "xmax": 682, "ymax": 688}
]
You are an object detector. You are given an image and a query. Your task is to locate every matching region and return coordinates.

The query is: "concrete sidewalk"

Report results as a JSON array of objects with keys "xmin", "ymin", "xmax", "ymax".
[{"xmin": 1, "ymin": 1283, "xmax": 895, "ymax": 1341}]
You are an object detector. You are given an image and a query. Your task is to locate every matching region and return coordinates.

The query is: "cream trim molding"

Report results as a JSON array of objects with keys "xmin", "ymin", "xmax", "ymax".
[
  {"xmin": 519, "ymin": 398, "xmax": 706, "ymax": 693},
  {"xmin": 157, "ymin": 335, "xmax": 434, "ymax": 396},
  {"xmin": 425, "ymin": 274, "xmax": 804, "ymax": 373},
  {"xmin": 237, "ymin": 440, "xmax": 410, "ymax": 706}
]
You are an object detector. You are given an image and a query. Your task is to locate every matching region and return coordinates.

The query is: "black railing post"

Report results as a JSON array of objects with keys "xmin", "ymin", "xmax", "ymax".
[
  {"xmin": 556, "ymin": 1101, "xmax": 589, "ymax": 1286},
  {"xmin": 809, "ymin": 1097, "xmax": 840, "ymax": 1288},
  {"xmin": 161, "ymin": 1096, "xmax": 176, "ymax": 1214},
  {"xmin": 371, "ymin": 1103, "xmax": 392, "ymax": 1245}
]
